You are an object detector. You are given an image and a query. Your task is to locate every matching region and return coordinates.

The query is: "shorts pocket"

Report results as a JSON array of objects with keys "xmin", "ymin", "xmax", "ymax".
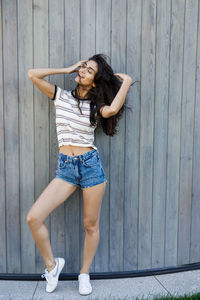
[
  {"xmin": 57, "ymin": 158, "xmax": 67, "ymax": 169},
  {"xmin": 82, "ymin": 154, "xmax": 100, "ymax": 167}
]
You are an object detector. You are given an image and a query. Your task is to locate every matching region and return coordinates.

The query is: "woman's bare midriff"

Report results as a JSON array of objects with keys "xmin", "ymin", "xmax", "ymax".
[{"xmin": 59, "ymin": 145, "xmax": 94, "ymax": 156}]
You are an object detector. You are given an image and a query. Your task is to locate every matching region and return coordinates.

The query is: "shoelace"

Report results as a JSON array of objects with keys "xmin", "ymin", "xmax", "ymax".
[{"xmin": 41, "ymin": 269, "xmax": 50, "ymax": 282}]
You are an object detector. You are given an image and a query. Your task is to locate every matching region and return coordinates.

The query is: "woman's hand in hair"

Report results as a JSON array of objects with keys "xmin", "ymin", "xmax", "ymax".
[
  {"xmin": 114, "ymin": 73, "xmax": 132, "ymax": 85},
  {"xmin": 71, "ymin": 60, "xmax": 88, "ymax": 73}
]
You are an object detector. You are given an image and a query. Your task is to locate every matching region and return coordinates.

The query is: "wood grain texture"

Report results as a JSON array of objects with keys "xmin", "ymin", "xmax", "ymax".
[
  {"xmin": 165, "ymin": 0, "xmax": 184, "ymax": 268},
  {"xmin": 95, "ymin": 0, "xmax": 111, "ymax": 272},
  {"xmin": 18, "ymin": 0, "xmax": 35, "ymax": 273},
  {"xmin": 33, "ymin": 0, "xmax": 50, "ymax": 273},
  {"xmin": 138, "ymin": 0, "xmax": 156, "ymax": 270},
  {"xmin": 1, "ymin": 0, "xmax": 200, "ymax": 274},
  {"xmin": 2, "ymin": 0, "xmax": 20, "ymax": 273},
  {"xmin": 124, "ymin": 0, "xmax": 141, "ymax": 271},
  {"xmin": 152, "ymin": 0, "xmax": 170, "ymax": 268},
  {"xmin": 110, "ymin": 0, "xmax": 127, "ymax": 272},
  {"xmin": 190, "ymin": 0, "xmax": 200, "ymax": 263},
  {"xmin": 0, "ymin": 0, "xmax": 6, "ymax": 273},
  {"xmin": 64, "ymin": 0, "xmax": 81, "ymax": 274},
  {"xmin": 80, "ymin": 0, "xmax": 96, "ymax": 274},
  {"xmin": 178, "ymin": 0, "xmax": 198, "ymax": 265},
  {"xmin": 49, "ymin": 0, "xmax": 66, "ymax": 272}
]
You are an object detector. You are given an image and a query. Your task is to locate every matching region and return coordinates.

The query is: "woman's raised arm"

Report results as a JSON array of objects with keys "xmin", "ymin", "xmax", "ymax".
[
  {"xmin": 27, "ymin": 60, "xmax": 87, "ymax": 99},
  {"xmin": 109, "ymin": 73, "xmax": 132, "ymax": 114}
]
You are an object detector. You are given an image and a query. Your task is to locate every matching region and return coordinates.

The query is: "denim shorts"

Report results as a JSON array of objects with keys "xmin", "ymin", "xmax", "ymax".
[{"xmin": 55, "ymin": 149, "xmax": 107, "ymax": 189}]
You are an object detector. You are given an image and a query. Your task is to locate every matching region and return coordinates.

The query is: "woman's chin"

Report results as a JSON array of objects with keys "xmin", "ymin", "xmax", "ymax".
[{"xmin": 75, "ymin": 79, "xmax": 82, "ymax": 87}]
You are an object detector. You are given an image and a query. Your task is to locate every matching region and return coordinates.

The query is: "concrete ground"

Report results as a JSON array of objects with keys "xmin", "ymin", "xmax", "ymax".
[{"xmin": 0, "ymin": 269, "xmax": 200, "ymax": 300}]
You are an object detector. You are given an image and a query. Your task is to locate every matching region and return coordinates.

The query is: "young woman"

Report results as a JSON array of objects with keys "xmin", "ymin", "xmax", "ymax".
[{"xmin": 27, "ymin": 54, "xmax": 133, "ymax": 295}]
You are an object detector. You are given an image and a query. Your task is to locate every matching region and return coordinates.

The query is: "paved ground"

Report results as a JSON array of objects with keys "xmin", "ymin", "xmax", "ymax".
[{"xmin": 0, "ymin": 269, "xmax": 200, "ymax": 300}]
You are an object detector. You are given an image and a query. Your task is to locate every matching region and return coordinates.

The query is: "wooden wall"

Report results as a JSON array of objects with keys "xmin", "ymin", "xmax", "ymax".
[{"xmin": 0, "ymin": 0, "xmax": 200, "ymax": 274}]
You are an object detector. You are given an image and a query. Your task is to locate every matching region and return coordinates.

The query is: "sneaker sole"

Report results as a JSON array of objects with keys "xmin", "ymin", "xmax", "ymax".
[{"xmin": 79, "ymin": 290, "xmax": 92, "ymax": 296}]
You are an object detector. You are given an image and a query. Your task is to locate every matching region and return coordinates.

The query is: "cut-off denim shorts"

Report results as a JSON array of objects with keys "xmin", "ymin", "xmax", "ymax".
[{"xmin": 55, "ymin": 149, "xmax": 107, "ymax": 189}]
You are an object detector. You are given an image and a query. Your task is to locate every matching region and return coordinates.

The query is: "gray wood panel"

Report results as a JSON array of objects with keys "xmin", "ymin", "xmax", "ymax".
[
  {"xmin": 110, "ymin": 0, "xmax": 127, "ymax": 272},
  {"xmin": 18, "ymin": 0, "xmax": 35, "ymax": 273},
  {"xmin": 0, "ymin": 0, "xmax": 6, "ymax": 273},
  {"xmin": 33, "ymin": 0, "xmax": 50, "ymax": 273},
  {"xmin": 64, "ymin": 0, "xmax": 81, "ymax": 274},
  {"xmin": 2, "ymin": 0, "xmax": 21, "ymax": 273},
  {"xmin": 191, "ymin": 1, "xmax": 200, "ymax": 263},
  {"xmin": 152, "ymin": 0, "xmax": 170, "ymax": 268},
  {"xmin": 49, "ymin": 0, "xmax": 66, "ymax": 271},
  {"xmin": 165, "ymin": 0, "xmax": 184, "ymax": 267},
  {"xmin": 0, "ymin": 0, "xmax": 200, "ymax": 274},
  {"xmin": 80, "ymin": 0, "xmax": 96, "ymax": 274},
  {"xmin": 178, "ymin": 0, "xmax": 198, "ymax": 265},
  {"xmin": 138, "ymin": 0, "xmax": 156, "ymax": 270},
  {"xmin": 124, "ymin": 0, "xmax": 141, "ymax": 271},
  {"xmin": 95, "ymin": 0, "xmax": 111, "ymax": 272}
]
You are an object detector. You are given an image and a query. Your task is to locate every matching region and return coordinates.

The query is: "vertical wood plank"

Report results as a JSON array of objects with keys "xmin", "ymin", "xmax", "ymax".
[
  {"xmin": 79, "ymin": 0, "xmax": 96, "ymax": 273},
  {"xmin": 138, "ymin": 0, "xmax": 156, "ymax": 270},
  {"xmin": 95, "ymin": 0, "xmax": 111, "ymax": 272},
  {"xmin": 80, "ymin": 0, "xmax": 95, "ymax": 58},
  {"xmin": 191, "ymin": 1, "xmax": 200, "ymax": 263},
  {"xmin": 33, "ymin": 0, "xmax": 50, "ymax": 273},
  {"xmin": 2, "ymin": 0, "xmax": 21, "ymax": 273},
  {"xmin": 49, "ymin": 0, "xmax": 65, "ymax": 176},
  {"xmin": 49, "ymin": 0, "xmax": 66, "ymax": 269},
  {"xmin": 166, "ymin": 0, "xmax": 184, "ymax": 267},
  {"xmin": 0, "ymin": 0, "xmax": 6, "ymax": 273},
  {"xmin": 124, "ymin": 0, "xmax": 141, "ymax": 271},
  {"xmin": 18, "ymin": 0, "xmax": 35, "ymax": 272},
  {"xmin": 64, "ymin": 0, "xmax": 82, "ymax": 273},
  {"xmin": 152, "ymin": 0, "xmax": 171, "ymax": 268},
  {"xmin": 110, "ymin": 0, "xmax": 126, "ymax": 271},
  {"xmin": 178, "ymin": 0, "xmax": 198, "ymax": 265}
]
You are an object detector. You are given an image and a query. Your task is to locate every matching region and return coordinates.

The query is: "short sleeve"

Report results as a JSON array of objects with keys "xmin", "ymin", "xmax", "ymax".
[
  {"xmin": 50, "ymin": 85, "xmax": 63, "ymax": 105},
  {"xmin": 51, "ymin": 85, "xmax": 57, "ymax": 100}
]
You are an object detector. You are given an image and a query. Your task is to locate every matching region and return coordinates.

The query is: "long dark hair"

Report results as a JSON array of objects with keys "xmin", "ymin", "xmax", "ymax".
[{"xmin": 72, "ymin": 53, "xmax": 139, "ymax": 136}]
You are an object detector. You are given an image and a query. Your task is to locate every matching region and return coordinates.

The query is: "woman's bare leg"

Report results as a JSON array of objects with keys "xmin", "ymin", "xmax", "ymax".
[
  {"xmin": 26, "ymin": 178, "xmax": 78, "ymax": 272},
  {"xmin": 80, "ymin": 181, "xmax": 106, "ymax": 274}
]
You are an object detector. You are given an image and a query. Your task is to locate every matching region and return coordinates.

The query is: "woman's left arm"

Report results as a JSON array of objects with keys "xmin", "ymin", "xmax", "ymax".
[{"xmin": 110, "ymin": 73, "xmax": 132, "ymax": 114}]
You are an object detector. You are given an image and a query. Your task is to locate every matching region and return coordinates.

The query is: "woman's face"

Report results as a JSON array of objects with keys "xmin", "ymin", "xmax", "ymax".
[{"xmin": 75, "ymin": 60, "xmax": 98, "ymax": 87}]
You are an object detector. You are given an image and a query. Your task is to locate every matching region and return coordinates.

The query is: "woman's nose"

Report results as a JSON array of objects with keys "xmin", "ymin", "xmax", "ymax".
[{"xmin": 80, "ymin": 69, "xmax": 85, "ymax": 76}]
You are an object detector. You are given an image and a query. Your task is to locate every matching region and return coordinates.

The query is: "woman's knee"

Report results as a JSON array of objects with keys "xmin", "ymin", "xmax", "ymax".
[
  {"xmin": 83, "ymin": 218, "xmax": 99, "ymax": 233},
  {"xmin": 26, "ymin": 211, "xmax": 41, "ymax": 228}
]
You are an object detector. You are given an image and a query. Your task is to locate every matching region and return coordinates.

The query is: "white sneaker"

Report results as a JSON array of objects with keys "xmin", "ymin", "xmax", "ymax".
[
  {"xmin": 78, "ymin": 273, "xmax": 92, "ymax": 295},
  {"xmin": 41, "ymin": 257, "xmax": 65, "ymax": 293}
]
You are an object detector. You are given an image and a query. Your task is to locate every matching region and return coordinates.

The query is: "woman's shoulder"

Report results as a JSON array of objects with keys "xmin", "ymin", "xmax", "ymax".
[{"xmin": 50, "ymin": 85, "xmax": 72, "ymax": 104}]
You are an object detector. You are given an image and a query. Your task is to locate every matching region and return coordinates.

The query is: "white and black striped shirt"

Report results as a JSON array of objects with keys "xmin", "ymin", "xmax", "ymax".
[{"xmin": 51, "ymin": 85, "xmax": 98, "ymax": 151}]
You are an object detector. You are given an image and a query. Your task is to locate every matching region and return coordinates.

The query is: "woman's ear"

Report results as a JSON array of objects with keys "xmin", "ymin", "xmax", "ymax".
[{"xmin": 92, "ymin": 82, "xmax": 96, "ymax": 87}]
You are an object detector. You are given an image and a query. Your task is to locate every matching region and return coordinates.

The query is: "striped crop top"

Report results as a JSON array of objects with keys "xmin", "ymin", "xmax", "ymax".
[{"xmin": 51, "ymin": 85, "xmax": 98, "ymax": 151}]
